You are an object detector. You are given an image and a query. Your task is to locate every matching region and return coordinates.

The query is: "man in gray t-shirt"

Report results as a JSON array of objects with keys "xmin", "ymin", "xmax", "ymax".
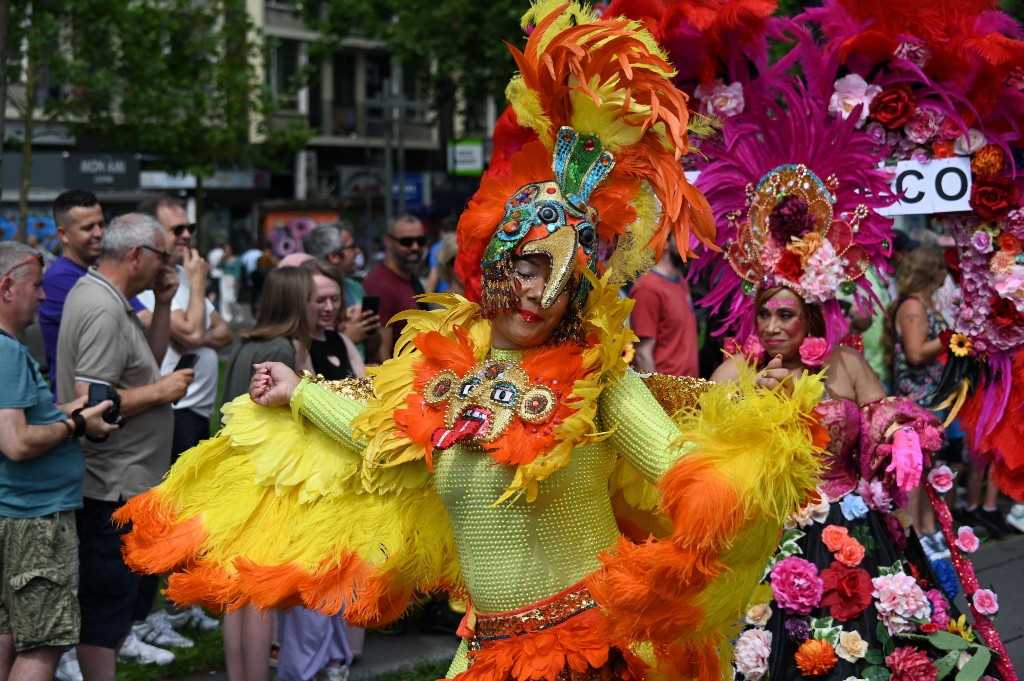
[{"xmin": 56, "ymin": 214, "xmax": 193, "ymax": 678}]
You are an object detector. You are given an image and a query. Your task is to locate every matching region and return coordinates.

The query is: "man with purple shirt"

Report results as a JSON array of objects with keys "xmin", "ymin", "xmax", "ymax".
[{"xmin": 40, "ymin": 190, "xmax": 145, "ymax": 393}]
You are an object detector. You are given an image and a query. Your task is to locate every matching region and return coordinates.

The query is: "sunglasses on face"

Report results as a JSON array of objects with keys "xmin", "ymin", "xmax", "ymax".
[
  {"xmin": 172, "ymin": 223, "xmax": 197, "ymax": 237},
  {"xmin": 142, "ymin": 245, "xmax": 172, "ymax": 265},
  {"xmin": 387, "ymin": 234, "xmax": 427, "ymax": 248}
]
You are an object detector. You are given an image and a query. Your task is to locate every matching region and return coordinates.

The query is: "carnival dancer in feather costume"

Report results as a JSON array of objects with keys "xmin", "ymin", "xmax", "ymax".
[
  {"xmin": 689, "ymin": 68, "xmax": 1016, "ymax": 681},
  {"xmin": 115, "ymin": 3, "xmax": 828, "ymax": 679}
]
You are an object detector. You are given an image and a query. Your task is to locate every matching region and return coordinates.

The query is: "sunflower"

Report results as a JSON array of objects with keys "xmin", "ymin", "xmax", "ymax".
[{"xmin": 950, "ymin": 333, "xmax": 973, "ymax": 358}]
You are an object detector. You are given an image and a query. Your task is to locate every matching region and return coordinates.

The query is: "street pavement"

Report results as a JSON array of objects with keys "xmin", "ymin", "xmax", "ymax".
[{"xmin": 180, "ymin": 533, "xmax": 1024, "ymax": 680}]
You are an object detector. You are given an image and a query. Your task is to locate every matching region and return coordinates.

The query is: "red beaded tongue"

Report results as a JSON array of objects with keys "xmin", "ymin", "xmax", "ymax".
[{"xmin": 431, "ymin": 408, "xmax": 492, "ymax": 450}]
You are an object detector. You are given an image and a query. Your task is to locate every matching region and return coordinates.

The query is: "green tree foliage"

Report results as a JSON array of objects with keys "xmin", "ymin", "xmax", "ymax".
[{"xmin": 302, "ymin": 0, "xmax": 525, "ymax": 115}]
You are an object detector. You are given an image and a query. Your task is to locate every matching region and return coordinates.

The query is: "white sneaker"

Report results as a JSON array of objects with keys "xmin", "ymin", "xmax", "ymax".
[
  {"xmin": 55, "ymin": 648, "xmax": 83, "ymax": 681},
  {"xmin": 317, "ymin": 665, "xmax": 350, "ymax": 681},
  {"xmin": 164, "ymin": 605, "xmax": 220, "ymax": 632},
  {"xmin": 1007, "ymin": 504, "xmax": 1024, "ymax": 534},
  {"xmin": 117, "ymin": 630, "xmax": 176, "ymax": 665},
  {"xmin": 133, "ymin": 611, "xmax": 194, "ymax": 648}
]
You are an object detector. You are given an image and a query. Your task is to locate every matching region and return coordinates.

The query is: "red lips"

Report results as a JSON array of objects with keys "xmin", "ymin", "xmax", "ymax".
[{"xmin": 518, "ymin": 309, "xmax": 542, "ymax": 323}]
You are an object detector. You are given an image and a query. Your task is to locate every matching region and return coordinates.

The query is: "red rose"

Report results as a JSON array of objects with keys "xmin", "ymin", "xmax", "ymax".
[
  {"xmin": 943, "ymin": 248, "xmax": 961, "ymax": 283},
  {"xmin": 820, "ymin": 561, "xmax": 873, "ymax": 622},
  {"xmin": 990, "ymin": 296, "xmax": 1024, "ymax": 328},
  {"xmin": 920, "ymin": 622, "xmax": 939, "ymax": 633},
  {"xmin": 776, "ymin": 250, "xmax": 804, "ymax": 282},
  {"xmin": 971, "ymin": 175, "xmax": 1021, "ymax": 222},
  {"xmin": 998, "ymin": 232, "xmax": 1022, "ymax": 255},
  {"xmin": 932, "ymin": 140, "xmax": 955, "ymax": 158},
  {"xmin": 870, "ymin": 84, "xmax": 917, "ymax": 129}
]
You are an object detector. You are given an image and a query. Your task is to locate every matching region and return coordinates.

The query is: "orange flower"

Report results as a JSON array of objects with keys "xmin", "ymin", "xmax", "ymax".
[
  {"xmin": 835, "ymin": 537, "xmax": 866, "ymax": 567},
  {"xmin": 932, "ymin": 140, "xmax": 955, "ymax": 159},
  {"xmin": 821, "ymin": 525, "xmax": 850, "ymax": 552},
  {"xmin": 788, "ymin": 232, "xmax": 825, "ymax": 265},
  {"xmin": 997, "ymin": 232, "xmax": 1021, "ymax": 255},
  {"xmin": 795, "ymin": 638, "xmax": 838, "ymax": 676},
  {"xmin": 972, "ymin": 144, "xmax": 1006, "ymax": 176}
]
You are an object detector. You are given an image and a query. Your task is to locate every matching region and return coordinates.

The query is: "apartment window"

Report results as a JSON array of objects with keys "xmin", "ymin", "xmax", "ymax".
[{"xmin": 269, "ymin": 39, "xmax": 302, "ymax": 110}]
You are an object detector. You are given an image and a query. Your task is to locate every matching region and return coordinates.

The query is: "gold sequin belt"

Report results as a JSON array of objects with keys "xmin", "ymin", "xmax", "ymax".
[{"xmin": 472, "ymin": 581, "xmax": 596, "ymax": 641}]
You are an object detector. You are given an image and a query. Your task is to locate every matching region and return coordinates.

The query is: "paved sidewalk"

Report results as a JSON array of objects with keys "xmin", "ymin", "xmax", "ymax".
[{"xmin": 182, "ymin": 534, "xmax": 1024, "ymax": 680}]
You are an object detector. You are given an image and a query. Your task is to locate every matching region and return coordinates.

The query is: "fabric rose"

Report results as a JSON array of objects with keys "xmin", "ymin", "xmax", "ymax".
[
  {"xmin": 788, "ymin": 232, "xmax": 824, "ymax": 263},
  {"xmin": 835, "ymin": 538, "xmax": 866, "ymax": 567},
  {"xmin": 886, "ymin": 645, "xmax": 936, "ymax": 681},
  {"xmin": 998, "ymin": 233, "xmax": 1021, "ymax": 255},
  {"xmin": 940, "ymin": 116, "xmax": 965, "ymax": 141},
  {"xmin": 973, "ymin": 231, "xmax": 995, "ymax": 255},
  {"xmin": 694, "ymin": 79, "xmax": 745, "ymax": 118},
  {"xmin": 870, "ymin": 84, "xmax": 917, "ymax": 129},
  {"xmin": 821, "ymin": 525, "xmax": 850, "ymax": 552},
  {"xmin": 972, "ymin": 144, "xmax": 1006, "ymax": 176},
  {"xmin": 973, "ymin": 588, "xmax": 999, "ymax": 615},
  {"xmin": 795, "ymin": 638, "xmax": 838, "ymax": 676},
  {"xmin": 829, "ymin": 74, "xmax": 881, "ymax": 128},
  {"xmin": 857, "ymin": 478, "xmax": 892, "ymax": 512},
  {"xmin": 926, "ymin": 588, "xmax": 951, "ymax": 629},
  {"xmin": 927, "ymin": 465, "xmax": 954, "ymax": 493},
  {"xmin": 894, "ymin": 40, "xmax": 930, "ymax": 67},
  {"xmin": 801, "ymin": 241, "xmax": 843, "ymax": 303},
  {"xmin": 1005, "ymin": 208, "xmax": 1024, "ymax": 239},
  {"xmin": 866, "ymin": 122, "xmax": 887, "ymax": 146},
  {"xmin": 839, "ymin": 494, "xmax": 869, "ymax": 521},
  {"xmin": 820, "ymin": 561, "xmax": 873, "ymax": 621},
  {"xmin": 775, "ymin": 250, "xmax": 804, "ymax": 283},
  {"xmin": 971, "ymin": 175, "xmax": 1020, "ymax": 222},
  {"xmin": 883, "ymin": 512, "xmax": 908, "ymax": 552},
  {"xmin": 745, "ymin": 602, "xmax": 772, "ymax": 627},
  {"xmin": 872, "ymin": 573, "xmax": 932, "ymax": 635},
  {"xmin": 770, "ymin": 556, "xmax": 824, "ymax": 615},
  {"xmin": 955, "ymin": 526, "xmax": 980, "ymax": 553},
  {"xmin": 955, "ymin": 129, "xmax": 987, "ymax": 155},
  {"xmin": 799, "ymin": 337, "xmax": 831, "ymax": 367},
  {"xmin": 903, "ymin": 108, "xmax": 941, "ymax": 145},
  {"xmin": 785, "ymin": 617, "xmax": 810, "ymax": 645},
  {"xmin": 990, "ymin": 296, "xmax": 1024, "ymax": 328},
  {"xmin": 835, "ymin": 630, "xmax": 868, "ymax": 662},
  {"xmin": 770, "ymin": 194, "xmax": 816, "ymax": 243},
  {"xmin": 741, "ymin": 334, "xmax": 765, "ymax": 363},
  {"xmin": 788, "ymin": 493, "xmax": 831, "ymax": 529},
  {"xmin": 932, "ymin": 140, "xmax": 955, "ymax": 158},
  {"xmin": 734, "ymin": 628, "xmax": 771, "ymax": 680}
]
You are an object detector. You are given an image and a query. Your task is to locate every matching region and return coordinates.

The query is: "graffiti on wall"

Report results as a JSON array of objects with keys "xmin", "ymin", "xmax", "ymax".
[
  {"xmin": 0, "ymin": 210, "xmax": 60, "ymax": 252},
  {"xmin": 261, "ymin": 211, "xmax": 339, "ymax": 259}
]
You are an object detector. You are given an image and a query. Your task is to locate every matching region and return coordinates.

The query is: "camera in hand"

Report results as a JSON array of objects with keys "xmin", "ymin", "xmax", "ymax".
[{"xmin": 87, "ymin": 383, "xmax": 127, "ymax": 428}]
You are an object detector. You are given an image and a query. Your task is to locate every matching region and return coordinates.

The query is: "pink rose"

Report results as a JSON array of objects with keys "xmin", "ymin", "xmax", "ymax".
[
  {"xmin": 973, "ymin": 588, "xmax": 999, "ymax": 615},
  {"xmin": 1003, "ymin": 209, "xmax": 1024, "ymax": 239},
  {"xmin": 734, "ymin": 628, "xmax": 772, "ymax": 680},
  {"xmin": 799, "ymin": 337, "xmax": 831, "ymax": 367},
  {"xmin": 742, "ymin": 334, "xmax": 766, "ymax": 363},
  {"xmin": 872, "ymin": 573, "xmax": 931, "ymax": 634},
  {"xmin": 927, "ymin": 465, "xmax": 954, "ymax": 493},
  {"xmin": 829, "ymin": 74, "xmax": 881, "ymax": 128},
  {"xmin": 770, "ymin": 556, "xmax": 824, "ymax": 615},
  {"xmin": 903, "ymin": 108, "xmax": 941, "ymax": 145},
  {"xmin": 926, "ymin": 588, "xmax": 951, "ymax": 628},
  {"xmin": 955, "ymin": 526, "xmax": 980, "ymax": 553},
  {"xmin": 971, "ymin": 231, "xmax": 993, "ymax": 255},
  {"xmin": 894, "ymin": 40, "xmax": 931, "ymax": 67},
  {"xmin": 694, "ymin": 79, "xmax": 745, "ymax": 118}
]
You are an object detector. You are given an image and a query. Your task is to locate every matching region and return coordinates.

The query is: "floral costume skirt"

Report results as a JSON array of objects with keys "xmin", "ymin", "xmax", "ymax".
[{"xmin": 734, "ymin": 497, "xmax": 1003, "ymax": 681}]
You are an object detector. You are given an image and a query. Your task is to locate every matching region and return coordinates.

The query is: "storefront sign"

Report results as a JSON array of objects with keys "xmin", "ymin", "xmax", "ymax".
[{"xmin": 64, "ymin": 153, "xmax": 139, "ymax": 190}]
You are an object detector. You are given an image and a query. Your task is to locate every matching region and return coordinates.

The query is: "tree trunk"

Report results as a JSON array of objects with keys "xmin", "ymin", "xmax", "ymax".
[
  {"xmin": 18, "ymin": 38, "xmax": 38, "ymax": 243},
  {"xmin": 0, "ymin": 0, "xmax": 11, "ymax": 206},
  {"xmin": 195, "ymin": 174, "xmax": 207, "ymax": 254}
]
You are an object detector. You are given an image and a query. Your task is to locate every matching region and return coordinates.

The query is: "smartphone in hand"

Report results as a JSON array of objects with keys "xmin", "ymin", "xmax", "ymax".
[
  {"xmin": 174, "ymin": 353, "xmax": 199, "ymax": 372},
  {"xmin": 361, "ymin": 296, "xmax": 380, "ymax": 316}
]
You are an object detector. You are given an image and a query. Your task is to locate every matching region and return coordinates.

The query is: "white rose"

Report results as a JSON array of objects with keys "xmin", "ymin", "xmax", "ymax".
[
  {"xmin": 734, "ymin": 629, "xmax": 772, "ymax": 681},
  {"xmin": 835, "ymin": 630, "xmax": 868, "ymax": 662},
  {"xmin": 694, "ymin": 79, "xmax": 745, "ymax": 118},
  {"xmin": 954, "ymin": 128, "xmax": 987, "ymax": 155},
  {"xmin": 828, "ymin": 74, "xmax": 881, "ymax": 128}
]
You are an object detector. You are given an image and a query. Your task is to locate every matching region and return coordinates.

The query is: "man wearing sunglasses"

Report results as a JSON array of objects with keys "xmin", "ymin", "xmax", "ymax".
[
  {"xmin": 0, "ymin": 242, "xmax": 120, "ymax": 681},
  {"xmin": 40, "ymin": 190, "xmax": 148, "ymax": 397},
  {"xmin": 56, "ymin": 214, "xmax": 195, "ymax": 678},
  {"xmin": 135, "ymin": 195, "xmax": 229, "ymax": 642},
  {"xmin": 363, "ymin": 214, "xmax": 429, "ymax": 360}
]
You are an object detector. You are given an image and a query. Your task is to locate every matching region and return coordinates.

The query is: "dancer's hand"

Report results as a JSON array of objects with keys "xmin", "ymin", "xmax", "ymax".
[
  {"xmin": 885, "ymin": 427, "xmax": 923, "ymax": 492},
  {"xmin": 250, "ymin": 362, "xmax": 301, "ymax": 407},
  {"xmin": 756, "ymin": 355, "xmax": 794, "ymax": 397}
]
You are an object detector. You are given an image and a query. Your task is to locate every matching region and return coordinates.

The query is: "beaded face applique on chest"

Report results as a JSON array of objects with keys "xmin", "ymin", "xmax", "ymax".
[{"xmin": 425, "ymin": 358, "xmax": 557, "ymax": 451}]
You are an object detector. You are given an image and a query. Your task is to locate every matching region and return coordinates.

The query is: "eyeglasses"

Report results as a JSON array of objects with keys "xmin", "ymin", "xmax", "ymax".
[
  {"xmin": 171, "ymin": 223, "xmax": 197, "ymax": 237},
  {"xmin": 142, "ymin": 245, "xmax": 172, "ymax": 265},
  {"xmin": 0, "ymin": 253, "xmax": 44, "ymax": 280},
  {"xmin": 386, "ymin": 234, "xmax": 428, "ymax": 248}
]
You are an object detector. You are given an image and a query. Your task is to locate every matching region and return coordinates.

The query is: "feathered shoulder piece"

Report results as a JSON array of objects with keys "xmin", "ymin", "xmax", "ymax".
[{"xmin": 456, "ymin": 0, "xmax": 716, "ymax": 307}]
